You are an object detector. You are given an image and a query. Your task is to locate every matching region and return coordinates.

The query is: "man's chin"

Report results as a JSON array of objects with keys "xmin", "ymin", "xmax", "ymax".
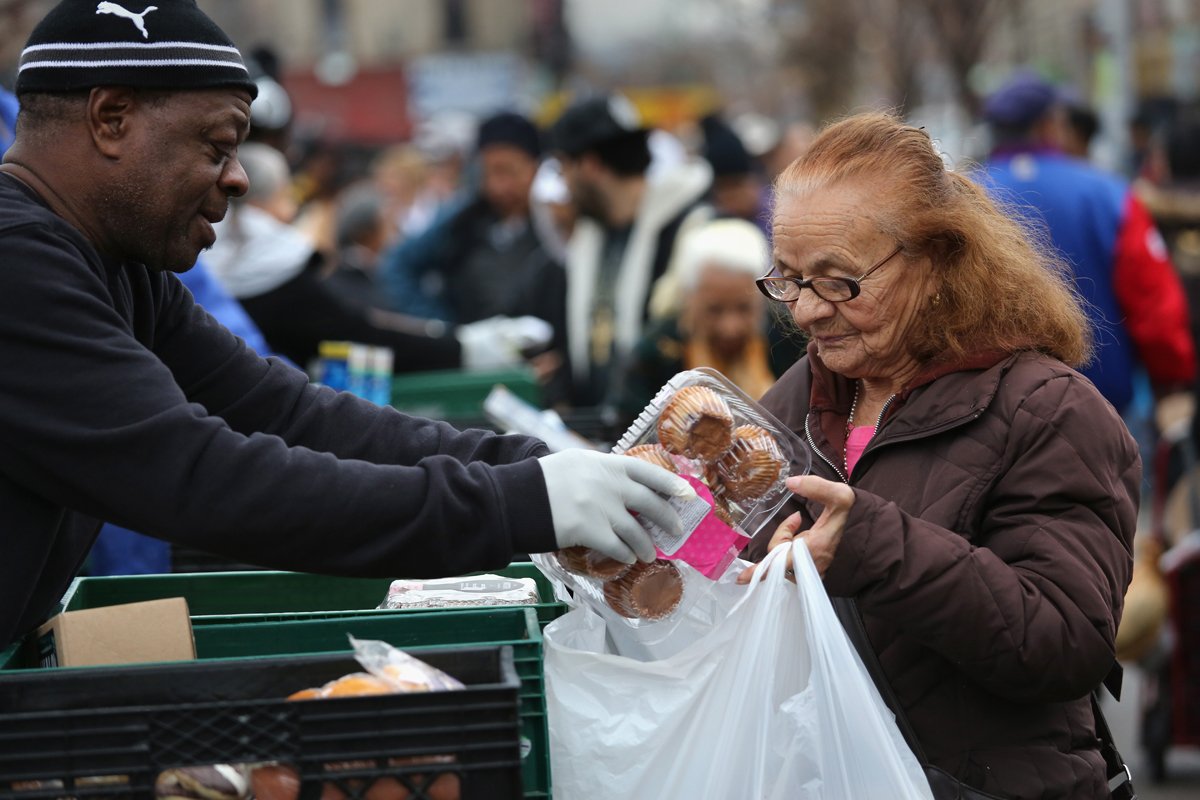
[{"xmin": 144, "ymin": 248, "xmax": 203, "ymax": 274}]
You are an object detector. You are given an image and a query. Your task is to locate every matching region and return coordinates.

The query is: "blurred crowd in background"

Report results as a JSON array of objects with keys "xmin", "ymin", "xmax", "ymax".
[
  {"xmin": 5, "ymin": 0, "xmax": 1200, "ymax": 787},
  {"xmin": 1, "ymin": 8, "xmax": 1199, "ymax": 515}
]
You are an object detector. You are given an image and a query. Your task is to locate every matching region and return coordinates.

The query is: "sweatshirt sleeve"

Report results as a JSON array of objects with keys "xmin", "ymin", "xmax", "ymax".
[
  {"xmin": 157, "ymin": 277, "xmax": 549, "ymax": 470},
  {"xmin": 1113, "ymin": 192, "xmax": 1196, "ymax": 392},
  {"xmin": 822, "ymin": 374, "xmax": 1138, "ymax": 703},
  {"xmin": 238, "ymin": 260, "xmax": 464, "ymax": 373},
  {"xmin": 0, "ymin": 224, "xmax": 557, "ymax": 577}
]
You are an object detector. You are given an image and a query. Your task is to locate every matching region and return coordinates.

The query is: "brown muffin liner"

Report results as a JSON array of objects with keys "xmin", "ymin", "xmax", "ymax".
[
  {"xmin": 602, "ymin": 559, "xmax": 684, "ymax": 620},
  {"xmin": 623, "ymin": 443, "xmax": 678, "ymax": 473},
  {"xmin": 656, "ymin": 385, "xmax": 734, "ymax": 461},
  {"xmin": 713, "ymin": 424, "xmax": 787, "ymax": 502},
  {"xmin": 556, "ymin": 546, "xmax": 632, "ymax": 581}
]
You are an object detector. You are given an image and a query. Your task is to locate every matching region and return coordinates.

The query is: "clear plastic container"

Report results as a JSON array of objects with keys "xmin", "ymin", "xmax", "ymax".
[
  {"xmin": 616, "ymin": 367, "xmax": 810, "ymax": 542},
  {"xmin": 534, "ymin": 368, "xmax": 810, "ymax": 631}
]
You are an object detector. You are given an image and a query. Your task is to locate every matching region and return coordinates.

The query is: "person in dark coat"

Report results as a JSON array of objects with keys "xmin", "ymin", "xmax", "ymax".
[
  {"xmin": 378, "ymin": 110, "xmax": 565, "ymax": 340},
  {"xmin": 741, "ymin": 113, "xmax": 1137, "ymax": 799}
]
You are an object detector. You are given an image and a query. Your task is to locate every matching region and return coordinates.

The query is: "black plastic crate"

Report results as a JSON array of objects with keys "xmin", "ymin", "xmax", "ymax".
[{"xmin": 0, "ymin": 645, "xmax": 521, "ymax": 799}]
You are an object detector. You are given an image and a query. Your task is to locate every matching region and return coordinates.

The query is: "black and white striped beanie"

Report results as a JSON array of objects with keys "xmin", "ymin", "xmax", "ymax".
[{"xmin": 15, "ymin": 0, "xmax": 257, "ymax": 98}]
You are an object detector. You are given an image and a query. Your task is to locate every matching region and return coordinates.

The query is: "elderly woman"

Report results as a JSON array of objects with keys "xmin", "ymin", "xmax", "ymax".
[
  {"xmin": 743, "ymin": 113, "xmax": 1136, "ymax": 799},
  {"xmin": 620, "ymin": 218, "xmax": 776, "ymax": 418}
]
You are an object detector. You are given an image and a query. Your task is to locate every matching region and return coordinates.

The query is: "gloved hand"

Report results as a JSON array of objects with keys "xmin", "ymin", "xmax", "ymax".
[
  {"xmin": 456, "ymin": 315, "xmax": 554, "ymax": 371},
  {"xmin": 537, "ymin": 450, "xmax": 695, "ymax": 564}
]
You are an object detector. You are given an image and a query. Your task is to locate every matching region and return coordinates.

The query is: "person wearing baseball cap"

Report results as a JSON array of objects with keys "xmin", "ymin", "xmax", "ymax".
[
  {"xmin": 0, "ymin": 1, "xmax": 691, "ymax": 652},
  {"xmin": 547, "ymin": 92, "xmax": 713, "ymax": 411},
  {"xmin": 979, "ymin": 70, "xmax": 1194, "ymax": 426}
]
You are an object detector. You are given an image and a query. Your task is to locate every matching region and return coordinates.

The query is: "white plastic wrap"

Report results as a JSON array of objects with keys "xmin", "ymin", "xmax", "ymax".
[{"xmin": 378, "ymin": 575, "xmax": 539, "ymax": 610}]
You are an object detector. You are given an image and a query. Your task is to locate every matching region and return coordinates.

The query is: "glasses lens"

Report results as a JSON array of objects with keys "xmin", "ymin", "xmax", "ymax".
[
  {"xmin": 761, "ymin": 278, "xmax": 798, "ymax": 301},
  {"xmin": 809, "ymin": 278, "xmax": 856, "ymax": 302}
]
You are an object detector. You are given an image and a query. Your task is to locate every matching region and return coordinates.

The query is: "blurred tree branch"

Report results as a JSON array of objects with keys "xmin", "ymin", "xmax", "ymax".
[
  {"xmin": 780, "ymin": 0, "xmax": 862, "ymax": 121},
  {"xmin": 859, "ymin": 0, "xmax": 928, "ymax": 112},
  {"xmin": 914, "ymin": 0, "xmax": 1008, "ymax": 113},
  {"xmin": 777, "ymin": 0, "xmax": 1013, "ymax": 121}
]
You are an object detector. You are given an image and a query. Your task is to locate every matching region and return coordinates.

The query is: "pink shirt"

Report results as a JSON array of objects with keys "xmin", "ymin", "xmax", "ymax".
[{"xmin": 845, "ymin": 424, "xmax": 875, "ymax": 475}]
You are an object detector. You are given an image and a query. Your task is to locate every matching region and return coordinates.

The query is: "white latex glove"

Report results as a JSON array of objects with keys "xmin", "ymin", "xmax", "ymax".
[
  {"xmin": 537, "ymin": 450, "xmax": 695, "ymax": 564},
  {"xmin": 456, "ymin": 316, "xmax": 554, "ymax": 371}
]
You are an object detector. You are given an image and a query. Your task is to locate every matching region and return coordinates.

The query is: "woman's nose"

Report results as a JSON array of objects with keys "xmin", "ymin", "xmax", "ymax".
[{"xmin": 789, "ymin": 292, "xmax": 834, "ymax": 327}]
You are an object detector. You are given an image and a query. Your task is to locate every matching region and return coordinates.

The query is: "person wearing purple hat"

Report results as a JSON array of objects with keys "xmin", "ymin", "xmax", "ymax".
[
  {"xmin": 980, "ymin": 70, "xmax": 1195, "ymax": 426},
  {"xmin": 0, "ymin": 0, "xmax": 691, "ymax": 652}
]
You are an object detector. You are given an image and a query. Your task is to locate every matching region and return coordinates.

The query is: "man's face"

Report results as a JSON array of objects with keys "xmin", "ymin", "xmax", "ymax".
[
  {"xmin": 713, "ymin": 174, "xmax": 764, "ymax": 221},
  {"xmin": 479, "ymin": 143, "xmax": 536, "ymax": 221},
  {"xmin": 558, "ymin": 154, "xmax": 607, "ymax": 221},
  {"xmin": 99, "ymin": 88, "xmax": 251, "ymax": 272}
]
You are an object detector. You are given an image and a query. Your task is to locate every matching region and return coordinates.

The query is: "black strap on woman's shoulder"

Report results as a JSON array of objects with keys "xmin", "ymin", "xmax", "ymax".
[
  {"xmin": 831, "ymin": 597, "xmax": 1136, "ymax": 799},
  {"xmin": 1091, "ymin": 678, "xmax": 1137, "ymax": 800}
]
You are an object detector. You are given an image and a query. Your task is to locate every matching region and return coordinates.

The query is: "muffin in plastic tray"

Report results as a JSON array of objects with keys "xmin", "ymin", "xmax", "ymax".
[
  {"xmin": 532, "ymin": 369, "xmax": 809, "ymax": 628},
  {"xmin": 616, "ymin": 367, "xmax": 810, "ymax": 542},
  {"xmin": 533, "ymin": 549, "xmax": 693, "ymax": 630}
]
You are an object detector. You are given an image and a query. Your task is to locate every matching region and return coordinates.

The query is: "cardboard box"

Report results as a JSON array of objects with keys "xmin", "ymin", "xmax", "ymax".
[{"xmin": 35, "ymin": 597, "xmax": 195, "ymax": 668}]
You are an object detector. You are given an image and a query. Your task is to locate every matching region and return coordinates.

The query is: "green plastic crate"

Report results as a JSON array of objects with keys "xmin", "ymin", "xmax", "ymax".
[
  {"xmin": 3, "ymin": 608, "xmax": 551, "ymax": 798},
  {"xmin": 391, "ymin": 366, "xmax": 541, "ymax": 419},
  {"xmin": 56, "ymin": 562, "xmax": 567, "ymax": 628},
  {"xmin": 0, "ymin": 642, "xmax": 19, "ymax": 673}
]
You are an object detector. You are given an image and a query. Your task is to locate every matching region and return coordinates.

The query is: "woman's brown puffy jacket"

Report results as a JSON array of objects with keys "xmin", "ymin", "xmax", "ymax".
[{"xmin": 755, "ymin": 347, "xmax": 1138, "ymax": 799}]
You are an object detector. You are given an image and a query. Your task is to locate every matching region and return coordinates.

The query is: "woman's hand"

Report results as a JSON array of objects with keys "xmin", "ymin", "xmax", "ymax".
[
  {"xmin": 737, "ymin": 475, "xmax": 856, "ymax": 583},
  {"xmin": 737, "ymin": 511, "xmax": 804, "ymax": 584}
]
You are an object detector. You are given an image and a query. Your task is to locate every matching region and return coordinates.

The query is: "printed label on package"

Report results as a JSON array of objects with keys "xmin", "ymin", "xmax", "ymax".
[{"xmin": 646, "ymin": 492, "xmax": 716, "ymax": 556}]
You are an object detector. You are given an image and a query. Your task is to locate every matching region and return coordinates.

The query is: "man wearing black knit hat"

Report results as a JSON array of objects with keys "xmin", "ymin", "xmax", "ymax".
[{"xmin": 0, "ymin": 1, "xmax": 689, "ymax": 652}]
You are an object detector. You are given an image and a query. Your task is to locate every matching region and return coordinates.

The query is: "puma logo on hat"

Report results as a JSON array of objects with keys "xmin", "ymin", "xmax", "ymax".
[
  {"xmin": 16, "ymin": 0, "xmax": 257, "ymax": 98},
  {"xmin": 95, "ymin": 2, "xmax": 158, "ymax": 40}
]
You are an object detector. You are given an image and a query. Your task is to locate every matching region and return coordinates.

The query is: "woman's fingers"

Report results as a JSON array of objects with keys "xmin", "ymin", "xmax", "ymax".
[
  {"xmin": 737, "ymin": 513, "xmax": 804, "ymax": 584},
  {"xmin": 786, "ymin": 474, "xmax": 855, "ymax": 511},
  {"xmin": 786, "ymin": 475, "xmax": 855, "ymax": 577},
  {"xmin": 768, "ymin": 511, "xmax": 805, "ymax": 549}
]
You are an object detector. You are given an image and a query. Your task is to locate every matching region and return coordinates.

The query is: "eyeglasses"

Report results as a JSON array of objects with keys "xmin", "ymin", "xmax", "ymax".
[{"xmin": 755, "ymin": 243, "xmax": 905, "ymax": 303}]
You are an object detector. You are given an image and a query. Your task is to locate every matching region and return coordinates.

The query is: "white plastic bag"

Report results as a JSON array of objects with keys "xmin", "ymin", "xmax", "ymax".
[{"xmin": 543, "ymin": 539, "xmax": 934, "ymax": 800}]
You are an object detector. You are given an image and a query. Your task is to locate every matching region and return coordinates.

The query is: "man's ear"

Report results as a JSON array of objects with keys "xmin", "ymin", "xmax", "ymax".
[{"xmin": 87, "ymin": 86, "xmax": 139, "ymax": 158}]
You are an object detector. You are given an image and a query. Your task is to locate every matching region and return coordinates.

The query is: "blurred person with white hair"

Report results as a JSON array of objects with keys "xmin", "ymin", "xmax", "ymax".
[{"xmin": 619, "ymin": 218, "xmax": 775, "ymax": 418}]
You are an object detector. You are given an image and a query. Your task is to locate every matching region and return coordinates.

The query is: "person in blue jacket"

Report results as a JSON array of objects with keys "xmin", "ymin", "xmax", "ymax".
[{"xmin": 979, "ymin": 71, "xmax": 1195, "ymax": 419}]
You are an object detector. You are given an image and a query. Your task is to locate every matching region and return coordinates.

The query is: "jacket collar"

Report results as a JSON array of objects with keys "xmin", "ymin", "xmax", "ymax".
[{"xmin": 807, "ymin": 342, "xmax": 1013, "ymax": 461}]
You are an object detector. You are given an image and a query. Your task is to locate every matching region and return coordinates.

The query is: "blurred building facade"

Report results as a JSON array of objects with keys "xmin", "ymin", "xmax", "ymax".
[{"xmin": 3, "ymin": 0, "xmax": 1200, "ymax": 160}]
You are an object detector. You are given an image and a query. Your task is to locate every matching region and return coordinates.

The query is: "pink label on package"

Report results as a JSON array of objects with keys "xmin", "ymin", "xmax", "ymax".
[{"xmin": 653, "ymin": 476, "xmax": 744, "ymax": 579}]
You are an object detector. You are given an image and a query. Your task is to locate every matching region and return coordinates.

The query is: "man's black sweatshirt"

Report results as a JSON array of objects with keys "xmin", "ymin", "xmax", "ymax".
[{"xmin": 0, "ymin": 174, "xmax": 557, "ymax": 648}]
